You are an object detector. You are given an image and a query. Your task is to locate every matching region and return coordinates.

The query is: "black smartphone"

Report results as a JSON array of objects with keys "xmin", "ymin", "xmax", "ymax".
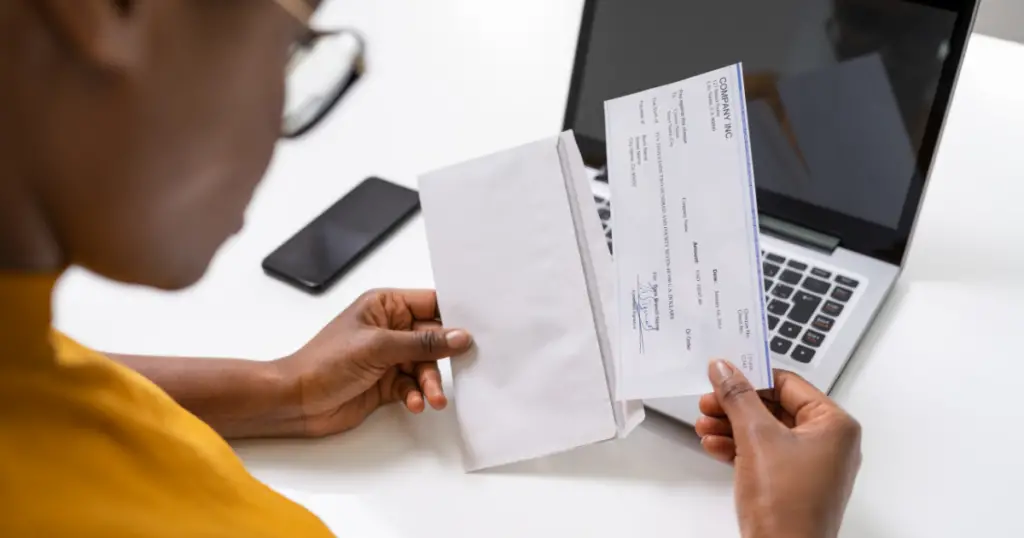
[{"xmin": 262, "ymin": 177, "xmax": 420, "ymax": 294}]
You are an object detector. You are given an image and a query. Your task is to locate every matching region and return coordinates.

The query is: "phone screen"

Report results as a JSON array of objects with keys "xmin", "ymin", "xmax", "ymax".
[{"xmin": 262, "ymin": 177, "xmax": 420, "ymax": 293}]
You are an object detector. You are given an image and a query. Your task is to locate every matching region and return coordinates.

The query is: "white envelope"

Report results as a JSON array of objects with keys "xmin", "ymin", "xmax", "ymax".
[{"xmin": 419, "ymin": 131, "xmax": 644, "ymax": 472}]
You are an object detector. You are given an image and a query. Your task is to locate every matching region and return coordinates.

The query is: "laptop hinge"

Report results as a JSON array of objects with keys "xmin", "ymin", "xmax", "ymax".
[{"xmin": 759, "ymin": 214, "xmax": 840, "ymax": 254}]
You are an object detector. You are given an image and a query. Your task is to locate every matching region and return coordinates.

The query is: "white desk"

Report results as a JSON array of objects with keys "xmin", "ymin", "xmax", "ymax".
[{"xmin": 53, "ymin": 1, "xmax": 1024, "ymax": 536}]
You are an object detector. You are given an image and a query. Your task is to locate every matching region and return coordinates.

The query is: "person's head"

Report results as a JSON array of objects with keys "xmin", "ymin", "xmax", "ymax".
[{"xmin": 0, "ymin": 0, "xmax": 320, "ymax": 289}]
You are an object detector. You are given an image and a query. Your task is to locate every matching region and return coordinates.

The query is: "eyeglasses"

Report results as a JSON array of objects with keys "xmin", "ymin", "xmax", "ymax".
[{"xmin": 273, "ymin": 0, "xmax": 366, "ymax": 138}]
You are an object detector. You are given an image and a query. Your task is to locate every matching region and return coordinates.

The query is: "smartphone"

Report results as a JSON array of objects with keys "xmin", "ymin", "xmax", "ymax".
[{"xmin": 262, "ymin": 177, "xmax": 420, "ymax": 294}]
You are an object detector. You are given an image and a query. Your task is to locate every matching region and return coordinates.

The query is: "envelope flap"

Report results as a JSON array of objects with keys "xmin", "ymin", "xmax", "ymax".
[
  {"xmin": 557, "ymin": 132, "xmax": 646, "ymax": 435},
  {"xmin": 419, "ymin": 135, "xmax": 618, "ymax": 471}
]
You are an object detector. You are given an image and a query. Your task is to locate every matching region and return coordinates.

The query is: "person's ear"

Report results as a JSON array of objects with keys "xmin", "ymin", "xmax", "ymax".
[{"xmin": 34, "ymin": 0, "xmax": 147, "ymax": 69}]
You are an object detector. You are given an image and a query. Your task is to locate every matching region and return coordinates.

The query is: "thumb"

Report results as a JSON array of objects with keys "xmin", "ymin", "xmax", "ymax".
[
  {"xmin": 708, "ymin": 360, "xmax": 775, "ymax": 430},
  {"xmin": 377, "ymin": 328, "xmax": 473, "ymax": 366}
]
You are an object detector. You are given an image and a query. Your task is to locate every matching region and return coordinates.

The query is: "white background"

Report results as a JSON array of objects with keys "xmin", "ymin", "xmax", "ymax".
[{"xmin": 978, "ymin": 0, "xmax": 1024, "ymax": 43}]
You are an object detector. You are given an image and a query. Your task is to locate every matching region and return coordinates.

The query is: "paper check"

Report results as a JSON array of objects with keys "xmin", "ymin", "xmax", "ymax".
[{"xmin": 605, "ymin": 63, "xmax": 773, "ymax": 400}]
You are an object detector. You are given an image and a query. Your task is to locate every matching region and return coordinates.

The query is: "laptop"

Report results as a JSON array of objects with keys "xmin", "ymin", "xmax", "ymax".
[{"xmin": 564, "ymin": 0, "xmax": 981, "ymax": 424}]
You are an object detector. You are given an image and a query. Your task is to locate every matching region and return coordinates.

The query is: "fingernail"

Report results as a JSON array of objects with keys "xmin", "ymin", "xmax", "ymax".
[
  {"xmin": 445, "ymin": 330, "xmax": 472, "ymax": 349},
  {"xmin": 709, "ymin": 359, "xmax": 734, "ymax": 384},
  {"xmin": 408, "ymin": 392, "xmax": 423, "ymax": 406}
]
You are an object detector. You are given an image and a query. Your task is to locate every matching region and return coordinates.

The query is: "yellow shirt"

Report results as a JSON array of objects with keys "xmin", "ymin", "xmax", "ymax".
[{"xmin": 0, "ymin": 275, "xmax": 334, "ymax": 537}]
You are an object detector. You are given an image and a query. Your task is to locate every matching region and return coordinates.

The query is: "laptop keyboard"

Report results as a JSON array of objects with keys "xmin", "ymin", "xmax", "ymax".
[{"xmin": 594, "ymin": 195, "xmax": 860, "ymax": 365}]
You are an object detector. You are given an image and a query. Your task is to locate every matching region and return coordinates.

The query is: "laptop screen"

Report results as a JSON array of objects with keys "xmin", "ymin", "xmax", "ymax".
[{"xmin": 564, "ymin": 0, "xmax": 978, "ymax": 263}]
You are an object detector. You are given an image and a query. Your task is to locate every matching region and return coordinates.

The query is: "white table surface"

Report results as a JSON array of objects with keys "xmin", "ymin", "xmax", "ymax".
[{"xmin": 53, "ymin": 1, "xmax": 1024, "ymax": 536}]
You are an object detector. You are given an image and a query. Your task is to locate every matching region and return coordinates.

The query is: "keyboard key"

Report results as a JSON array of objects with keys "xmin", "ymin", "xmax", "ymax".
[
  {"xmin": 802, "ymin": 277, "xmax": 830, "ymax": 294},
  {"xmin": 779, "ymin": 321, "xmax": 801, "ymax": 338},
  {"xmin": 598, "ymin": 207, "xmax": 611, "ymax": 221},
  {"xmin": 802, "ymin": 330, "xmax": 826, "ymax": 348},
  {"xmin": 831, "ymin": 287, "xmax": 853, "ymax": 303},
  {"xmin": 770, "ymin": 336, "xmax": 793, "ymax": 354},
  {"xmin": 787, "ymin": 260, "xmax": 808, "ymax": 271},
  {"xmin": 822, "ymin": 300, "xmax": 844, "ymax": 317},
  {"xmin": 772, "ymin": 284, "xmax": 794, "ymax": 300},
  {"xmin": 763, "ymin": 263, "xmax": 780, "ymax": 278},
  {"xmin": 788, "ymin": 292, "xmax": 822, "ymax": 324},
  {"xmin": 779, "ymin": 270, "xmax": 802, "ymax": 285},
  {"xmin": 768, "ymin": 315, "xmax": 780, "ymax": 330},
  {"xmin": 594, "ymin": 196, "xmax": 607, "ymax": 204},
  {"xmin": 812, "ymin": 315, "xmax": 835, "ymax": 332},
  {"xmin": 791, "ymin": 345, "xmax": 816, "ymax": 363},
  {"xmin": 764, "ymin": 279, "xmax": 773, "ymax": 291},
  {"xmin": 607, "ymin": 241, "xmax": 613, "ymax": 255},
  {"xmin": 767, "ymin": 300, "xmax": 790, "ymax": 316},
  {"xmin": 835, "ymin": 275, "xmax": 860, "ymax": 288},
  {"xmin": 811, "ymin": 267, "xmax": 832, "ymax": 279},
  {"xmin": 765, "ymin": 253, "xmax": 785, "ymax": 264}
]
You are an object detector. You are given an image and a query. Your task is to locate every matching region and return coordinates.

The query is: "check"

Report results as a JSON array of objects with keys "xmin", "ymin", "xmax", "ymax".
[{"xmin": 605, "ymin": 63, "xmax": 773, "ymax": 400}]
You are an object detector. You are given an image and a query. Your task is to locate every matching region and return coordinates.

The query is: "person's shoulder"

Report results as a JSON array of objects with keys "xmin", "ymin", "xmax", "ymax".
[
  {"xmin": 49, "ymin": 329, "xmax": 101, "ymax": 362},
  {"xmin": 1, "ymin": 337, "xmax": 334, "ymax": 538}
]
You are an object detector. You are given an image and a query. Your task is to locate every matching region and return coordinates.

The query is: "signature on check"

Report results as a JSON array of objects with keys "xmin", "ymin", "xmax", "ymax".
[{"xmin": 632, "ymin": 276, "xmax": 661, "ymax": 354}]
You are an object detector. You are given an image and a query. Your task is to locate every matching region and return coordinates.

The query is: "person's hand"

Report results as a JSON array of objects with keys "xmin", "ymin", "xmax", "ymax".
[
  {"xmin": 274, "ymin": 289, "xmax": 473, "ymax": 438},
  {"xmin": 696, "ymin": 361, "xmax": 862, "ymax": 538}
]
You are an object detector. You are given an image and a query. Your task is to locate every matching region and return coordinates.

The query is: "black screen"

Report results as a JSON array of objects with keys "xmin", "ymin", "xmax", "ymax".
[
  {"xmin": 568, "ymin": 0, "xmax": 960, "ymax": 231},
  {"xmin": 263, "ymin": 178, "xmax": 420, "ymax": 291}
]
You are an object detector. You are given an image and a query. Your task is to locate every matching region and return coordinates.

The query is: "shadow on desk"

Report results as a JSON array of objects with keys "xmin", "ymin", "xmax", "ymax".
[
  {"xmin": 233, "ymin": 394, "xmax": 732, "ymax": 488},
  {"xmin": 485, "ymin": 411, "xmax": 729, "ymax": 485}
]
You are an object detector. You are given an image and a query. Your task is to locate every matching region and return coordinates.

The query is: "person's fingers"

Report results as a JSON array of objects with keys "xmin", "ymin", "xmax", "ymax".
[
  {"xmin": 390, "ymin": 374, "xmax": 424, "ymax": 413},
  {"xmin": 405, "ymin": 390, "xmax": 425, "ymax": 414},
  {"xmin": 771, "ymin": 369, "xmax": 835, "ymax": 425},
  {"xmin": 407, "ymin": 323, "xmax": 442, "ymax": 378},
  {"xmin": 699, "ymin": 392, "xmax": 726, "ymax": 417},
  {"xmin": 695, "ymin": 416, "xmax": 733, "ymax": 438},
  {"xmin": 415, "ymin": 362, "xmax": 447, "ymax": 410},
  {"xmin": 389, "ymin": 289, "xmax": 444, "ymax": 321},
  {"xmin": 412, "ymin": 320, "xmax": 442, "ymax": 332},
  {"xmin": 762, "ymin": 397, "xmax": 797, "ymax": 428},
  {"xmin": 375, "ymin": 326, "xmax": 473, "ymax": 366},
  {"xmin": 707, "ymin": 360, "xmax": 776, "ymax": 432},
  {"xmin": 700, "ymin": 435, "xmax": 737, "ymax": 463},
  {"xmin": 703, "ymin": 387, "xmax": 795, "ymax": 428}
]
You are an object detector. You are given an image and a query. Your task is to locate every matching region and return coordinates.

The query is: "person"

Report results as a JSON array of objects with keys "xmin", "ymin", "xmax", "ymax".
[
  {"xmin": 697, "ymin": 361, "xmax": 862, "ymax": 538},
  {"xmin": 0, "ymin": 1, "xmax": 862, "ymax": 537}
]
